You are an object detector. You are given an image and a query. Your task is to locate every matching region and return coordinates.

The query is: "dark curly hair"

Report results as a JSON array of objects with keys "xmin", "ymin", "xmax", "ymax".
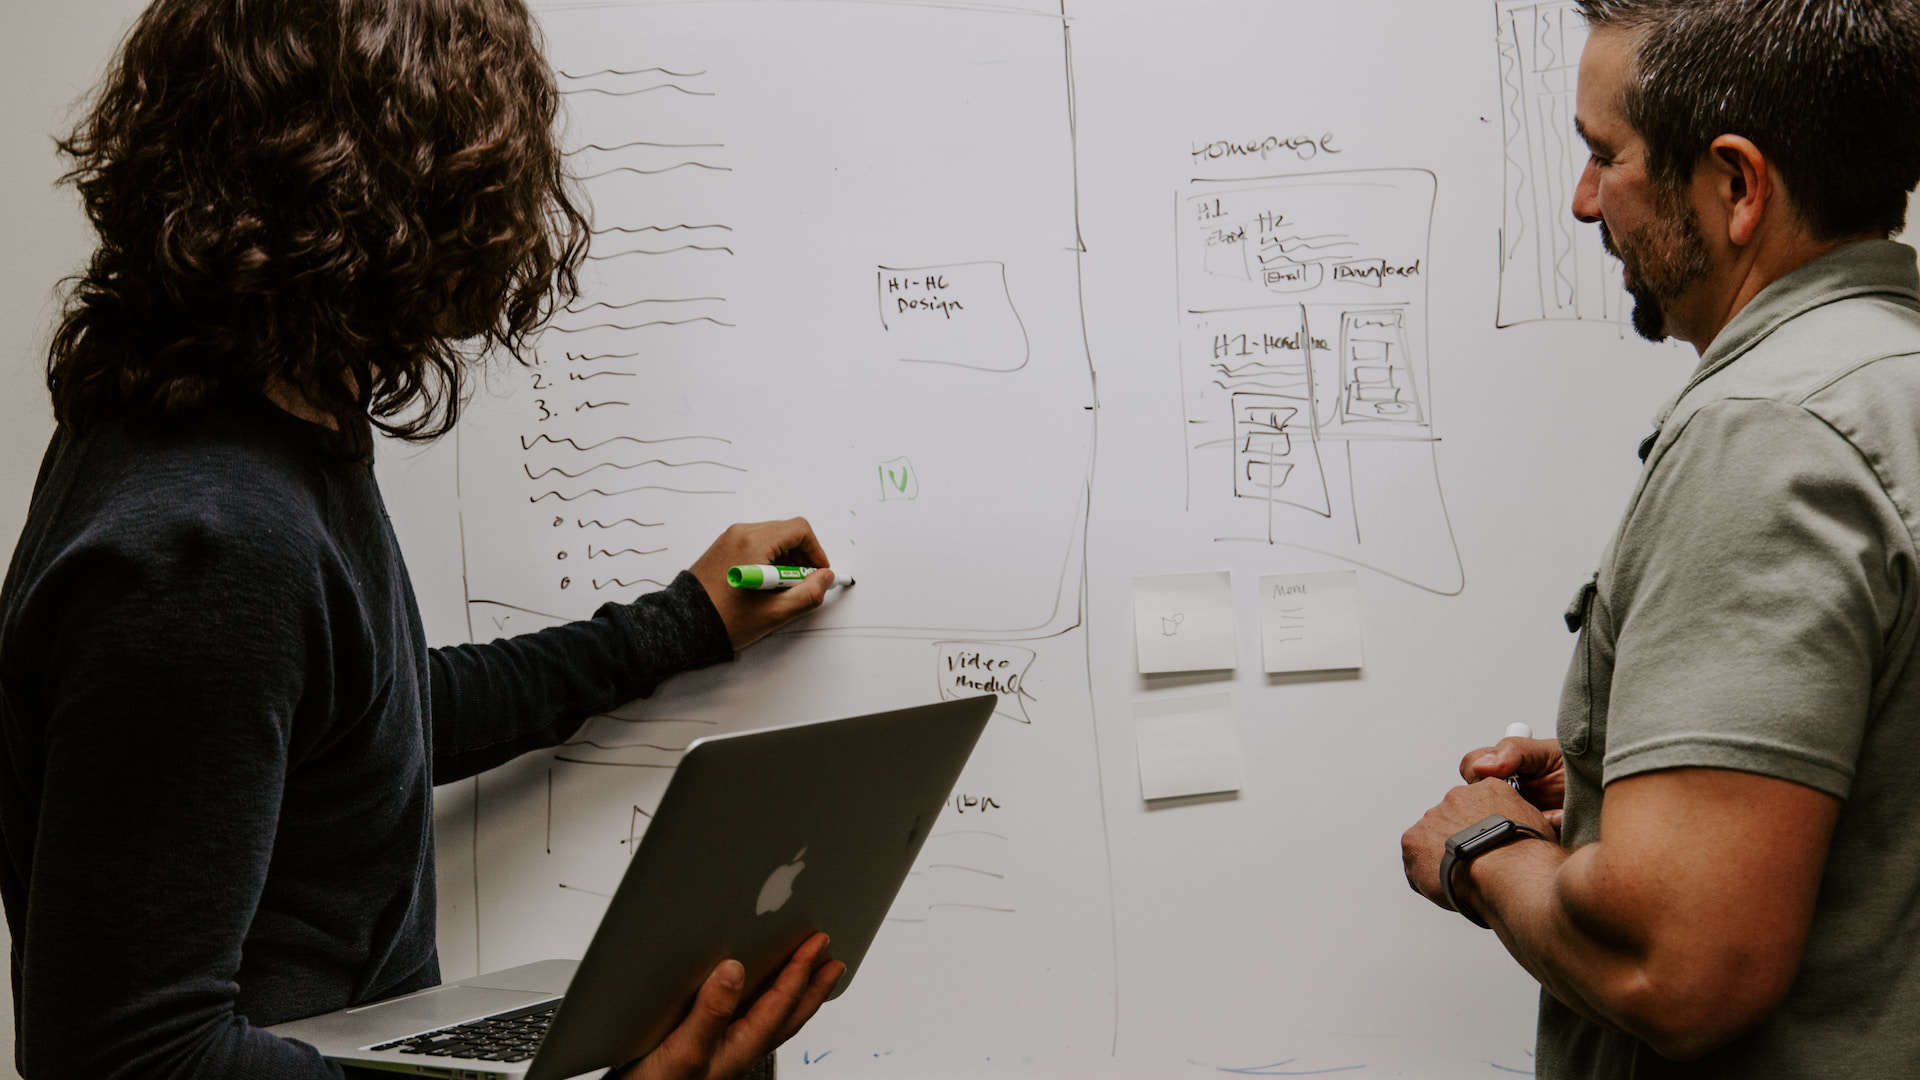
[{"xmin": 48, "ymin": 0, "xmax": 589, "ymax": 453}]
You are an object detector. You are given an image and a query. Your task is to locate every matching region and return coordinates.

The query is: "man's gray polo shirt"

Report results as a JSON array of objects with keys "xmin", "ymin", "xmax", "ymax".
[{"xmin": 1540, "ymin": 240, "xmax": 1920, "ymax": 1078}]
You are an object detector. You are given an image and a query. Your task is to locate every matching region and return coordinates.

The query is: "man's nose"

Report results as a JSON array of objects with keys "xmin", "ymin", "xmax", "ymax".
[{"xmin": 1571, "ymin": 156, "xmax": 1603, "ymax": 224}]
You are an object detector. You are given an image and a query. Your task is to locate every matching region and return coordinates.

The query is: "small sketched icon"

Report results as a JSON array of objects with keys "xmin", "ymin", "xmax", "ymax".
[
  {"xmin": 878, "ymin": 457, "xmax": 919, "ymax": 502},
  {"xmin": 1160, "ymin": 613, "xmax": 1186, "ymax": 637},
  {"xmin": 756, "ymin": 847, "xmax": 807, "ymax": 915}
]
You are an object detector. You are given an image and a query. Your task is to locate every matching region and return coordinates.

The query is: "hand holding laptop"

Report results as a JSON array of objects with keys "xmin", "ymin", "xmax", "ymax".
[{"xmin": 619, "ymin": 932, "xmax": 846, "ymax": 1080}]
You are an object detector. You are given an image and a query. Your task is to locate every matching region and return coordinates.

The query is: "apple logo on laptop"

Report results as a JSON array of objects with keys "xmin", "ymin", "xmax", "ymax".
[{"xmin": 756, "ymin": 847, "xmax": 806, "ymax": 915}]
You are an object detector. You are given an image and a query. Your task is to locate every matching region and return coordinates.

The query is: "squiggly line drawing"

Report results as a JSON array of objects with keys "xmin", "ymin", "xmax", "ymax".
[
  {"xmin": 590, "ymin": 223, "xmax": 732, "ymax": 234},
  {"xmin": 551, "ymin": 316, "xmax": 736, "ymax": 332},
  {"xmin": 589, "ymin": 577, "xmax": 671, "ymax": 591},
  {"xmin": 523, "ymin": 459, "xmax": 746, "ymax": 480},
  {"xmin": 519, "ymin": 433, "xmax": 732, "ymax": 452},
  {"xmin": 577, "ymin": 518, "xmax": 665, "ymax": 530},
  {"xmin": 561, "ymin": 83, "xmax": 714, "ymax": 98},
  {"xmin": 581, "ymin": 248, "xmax": 735, "ymax": 263},
  {"xmin": 558, "ymin": 66, "xmax": 706, "ymax": 79},
  {"xmin": 574, "ymin": 141, "xmax": 724, "ymax": 154},
  {"xmin": 530, "ymin": 485, "xmax": 735, "ymax": 503},
  {"xmin": 565, "ymin": 296, "xmax": 726, "ymax": 313},
  {"xmin": 580, "ymin": 163, "xmax": 731, "ymax": 180}
]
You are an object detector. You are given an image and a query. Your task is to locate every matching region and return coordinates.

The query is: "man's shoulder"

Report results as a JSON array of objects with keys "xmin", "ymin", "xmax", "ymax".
[{"xmin": 1700, "ymin": 290, "xmax": 1920, "ymax": 409}]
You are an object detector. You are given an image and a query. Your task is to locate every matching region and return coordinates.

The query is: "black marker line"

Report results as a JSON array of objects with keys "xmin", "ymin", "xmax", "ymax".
[
  {"xmin": 552, "ymin": 316, "xmax": 735, "ymax": 331},
  {"xmin": 580, "ymin": 163, "xmax": 731, "ymax": 180},
  {"xmin": 565, "ymin": 296, "xmax": 726, "ymax": 313},
  {"xmin": 558, "ymin": 66, "xmax": 705, "ymax": 79},
  {"xmin": 589, "ymin": 224, "xmax": 732, "ymax": 235},
  {"xmin": 581, "ymin": 248, "xmax": 735, "ymax": 264},
  {"xmin": 523, "ymin": 459, "xmax": 746, "ymax": 480},
  {"xmin": 520, "ymin": 433, "xmax": 733, "ymax": 452},
  {"xmin": 529, "ymin": 485, "xmax": 733, "ymax": 503},
  {"xmin": 577, "ymin": 518, "xmax": 665, "ymax": 530},
  {"xmin": 551, "ymin": 757, "xmax": 675, "ymax": 769},
  {"xmin": 561, "ymin": 84, "xmax": 714, "ymax": 98},
  {"xmin": 590, "ymin": 576, "xmax": 671, "ymax": 590},
  {"xmin": 561, "ymin": 739, "xmax": 689, "ymax": 753},
  {"xmin": 574, "ymin": 141, "xmax": 724, "ymax": 154},
  {"xmin": 924, "ymin": 864, "xmax": 1007, "ymax": 879}
]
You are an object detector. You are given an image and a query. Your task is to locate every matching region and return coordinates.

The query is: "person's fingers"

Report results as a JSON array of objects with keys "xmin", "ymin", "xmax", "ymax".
[
  {"xmin": 774, "ymin": 959, "xmax": 847, "ymax": 1045},
  {"xmin": 762, "ymin": 517, "xmax": 831, "ymax": 569},
  {"xmin": 1457, "ymin": 744, "xmax": 1499, "ymax": 783},
  {"xmin": 712, "ymin": 935, "xmax": 833, "ymax": 1074},
  {"xmin": 767, "ymin": 568, "xmax": 834, "ymax": 620},
  {"xmin": 1462, "ymin": 736, "xmax": 1559, "ymax": 783},
  {"xmin": 634, "ymin": 960, "xmax": 745, "ymax": 1080}
]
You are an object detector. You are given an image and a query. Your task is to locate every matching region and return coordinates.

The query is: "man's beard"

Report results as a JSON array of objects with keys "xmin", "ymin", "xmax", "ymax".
[{"xmin": 1599, "ymin": 189, "xmax": 1712, "ymax": 343}]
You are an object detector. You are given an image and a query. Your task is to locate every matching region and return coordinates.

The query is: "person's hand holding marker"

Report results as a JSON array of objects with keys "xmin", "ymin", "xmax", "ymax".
[
  {"xmin": 1459, "ymin": 723, "xmax": 1567, "ymax": 830},
  {"xmin": 689, "ymin": 518, "xmax": 844, "ymax": 651}
]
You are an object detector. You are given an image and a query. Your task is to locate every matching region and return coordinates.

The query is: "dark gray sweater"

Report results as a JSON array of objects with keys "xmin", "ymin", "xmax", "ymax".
[{"xmin": 0, "ymin": 400, "xmax": 732, "ymax": 1078}]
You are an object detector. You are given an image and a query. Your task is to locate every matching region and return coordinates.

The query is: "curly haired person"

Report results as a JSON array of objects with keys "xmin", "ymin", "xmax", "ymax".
[{"xmin": 0, "ymin": 1, "xmax": 842, "ymax": 1077}]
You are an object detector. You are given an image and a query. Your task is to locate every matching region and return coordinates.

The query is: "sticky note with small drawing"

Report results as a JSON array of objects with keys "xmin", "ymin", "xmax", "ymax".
[{"xmin": 1132, "ymin": 571, "xmax": 1236, "ymax": 674}]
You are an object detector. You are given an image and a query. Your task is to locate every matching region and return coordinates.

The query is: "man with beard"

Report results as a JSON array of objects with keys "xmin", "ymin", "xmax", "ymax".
[{"xmin": 1400, "ymin": 1, "xmax": 1920, "ymax": 1077}]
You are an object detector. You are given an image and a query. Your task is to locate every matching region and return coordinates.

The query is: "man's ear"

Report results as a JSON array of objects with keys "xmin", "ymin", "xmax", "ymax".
[{"xmin": 1707, "ymin": 134, "xmax": 1771, "ymax": 248}]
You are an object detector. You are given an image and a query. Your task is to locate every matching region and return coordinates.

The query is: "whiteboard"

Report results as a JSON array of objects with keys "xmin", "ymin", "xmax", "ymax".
[{"xmin": 6, "ymin": 2, "xmax": 1914, "ymax": 1079}]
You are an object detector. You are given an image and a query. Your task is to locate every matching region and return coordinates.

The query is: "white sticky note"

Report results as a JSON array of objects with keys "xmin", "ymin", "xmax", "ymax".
[
  {"xmin": 1135, "ymin": 694, "xmax": 1242, "ymax": 802},
  {"xmin": 1260, "ymin": 569, "xmax": 1364, "ymax": 673},
  {"xmin": 1133, "ymin": 571, "xmax": 1237, "ymax": 674}
]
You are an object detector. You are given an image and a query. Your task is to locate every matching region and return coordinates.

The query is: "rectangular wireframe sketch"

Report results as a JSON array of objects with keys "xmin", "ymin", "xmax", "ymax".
[{"xmin": 1175, "ymin": 169, "xmax": 1463, "ymax": 597}]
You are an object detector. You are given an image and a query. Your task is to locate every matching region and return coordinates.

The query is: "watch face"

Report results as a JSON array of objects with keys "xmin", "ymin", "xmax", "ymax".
[
  {"xmin": 1448, "ymin": 815, "xmax": 1514, "ymax": 857},
  {"xmin": 1459, "ymin": 821, "xmax": 1513, "ymax": 857}
]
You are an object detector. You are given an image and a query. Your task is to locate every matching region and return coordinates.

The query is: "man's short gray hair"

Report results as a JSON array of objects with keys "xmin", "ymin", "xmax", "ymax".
[{"xmin": 1575, "ymin": 0, "xmax": 1920, "ymax": 239}]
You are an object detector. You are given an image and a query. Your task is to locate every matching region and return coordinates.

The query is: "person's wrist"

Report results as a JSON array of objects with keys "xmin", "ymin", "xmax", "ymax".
[{"xmin": 1458, "ymin": 830, "xmax": 1553, "ymax": 924}]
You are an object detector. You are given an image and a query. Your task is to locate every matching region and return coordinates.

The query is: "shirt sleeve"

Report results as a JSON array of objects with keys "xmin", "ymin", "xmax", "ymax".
[
  {"xmin": 426, "ymin": 571, "xmax": 733, "ymax": 784},
  {"xmin": 19, "ymin": 524, "xmax": 346, "ymax": 1078},
  {"xmin": 1604, "ymin": 397, "xmax": 1912, "ymax": 798}
]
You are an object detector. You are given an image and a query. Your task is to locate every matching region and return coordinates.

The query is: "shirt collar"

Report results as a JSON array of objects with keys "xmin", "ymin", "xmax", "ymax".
[{"xmin": 1649, "ymin": 239, "xmax": 1920, "ymax": 432}]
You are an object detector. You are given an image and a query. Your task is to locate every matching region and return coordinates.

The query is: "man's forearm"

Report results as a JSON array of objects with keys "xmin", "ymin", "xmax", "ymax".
[{"xmin": 1463, "ymin": 839, "xmax": 1657, "ymax": 1043}]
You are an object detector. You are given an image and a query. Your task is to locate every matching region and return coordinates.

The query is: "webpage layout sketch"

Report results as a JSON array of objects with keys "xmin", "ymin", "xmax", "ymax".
[
  {"xmin": 1175, "ymin": 169, "xmax": 1462, "ymax": 594},
  {"xmin": 457, "ymin": 0, "xmax": 1095, "ymax": 643}
]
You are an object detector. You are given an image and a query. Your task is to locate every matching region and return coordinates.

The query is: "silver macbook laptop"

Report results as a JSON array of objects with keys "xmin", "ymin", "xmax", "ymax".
[{"xmin": 265, "ymin": 696, "xmax": 996, "ymax": 1080}]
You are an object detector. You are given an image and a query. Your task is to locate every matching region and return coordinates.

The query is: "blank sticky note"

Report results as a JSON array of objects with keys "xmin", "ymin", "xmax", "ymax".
[
  {"xmin": 1135, "ymin": 694, "xmax": 1242, "ymax": 802},
  {"xmin": 1260, "ymin": 570, "xmax": 1364, "ymax": 673},
  {"xmin": 1133, "ymin": 571, "xmax": 1237, "ymax": 674}
]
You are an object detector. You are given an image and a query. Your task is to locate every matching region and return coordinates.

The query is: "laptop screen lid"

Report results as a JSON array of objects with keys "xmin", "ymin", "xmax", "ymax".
[{"xmin": 525, "ymin": 694, "xmax": 996, "ymax": 1080}]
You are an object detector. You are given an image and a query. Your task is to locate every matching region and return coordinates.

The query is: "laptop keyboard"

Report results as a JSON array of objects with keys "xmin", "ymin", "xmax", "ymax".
[{"xmin": 368, "ymin": 999, "xmax": 558, "ymax": 1063}]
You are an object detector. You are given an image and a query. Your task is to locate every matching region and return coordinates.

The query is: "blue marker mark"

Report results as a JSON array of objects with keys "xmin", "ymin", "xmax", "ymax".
[
  {"xmin": 1486, "ymin": 1064, "xmax": 1534, "ymax": 1076},
  {"xmin": 801, "ymin": 1050, "xmax": 832, "ymax": 1065}
]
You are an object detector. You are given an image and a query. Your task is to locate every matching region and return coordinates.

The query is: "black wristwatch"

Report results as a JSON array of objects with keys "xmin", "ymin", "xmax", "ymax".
[{"xmin": 1439, "ymin": 814, "xmax": 1549, "ymax": 928}]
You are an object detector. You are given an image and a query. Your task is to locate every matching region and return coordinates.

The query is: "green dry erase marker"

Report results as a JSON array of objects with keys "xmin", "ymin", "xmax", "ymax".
[{"xmin": 726, "ymin": 564, "xmax": 854, "ymax": 590}]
